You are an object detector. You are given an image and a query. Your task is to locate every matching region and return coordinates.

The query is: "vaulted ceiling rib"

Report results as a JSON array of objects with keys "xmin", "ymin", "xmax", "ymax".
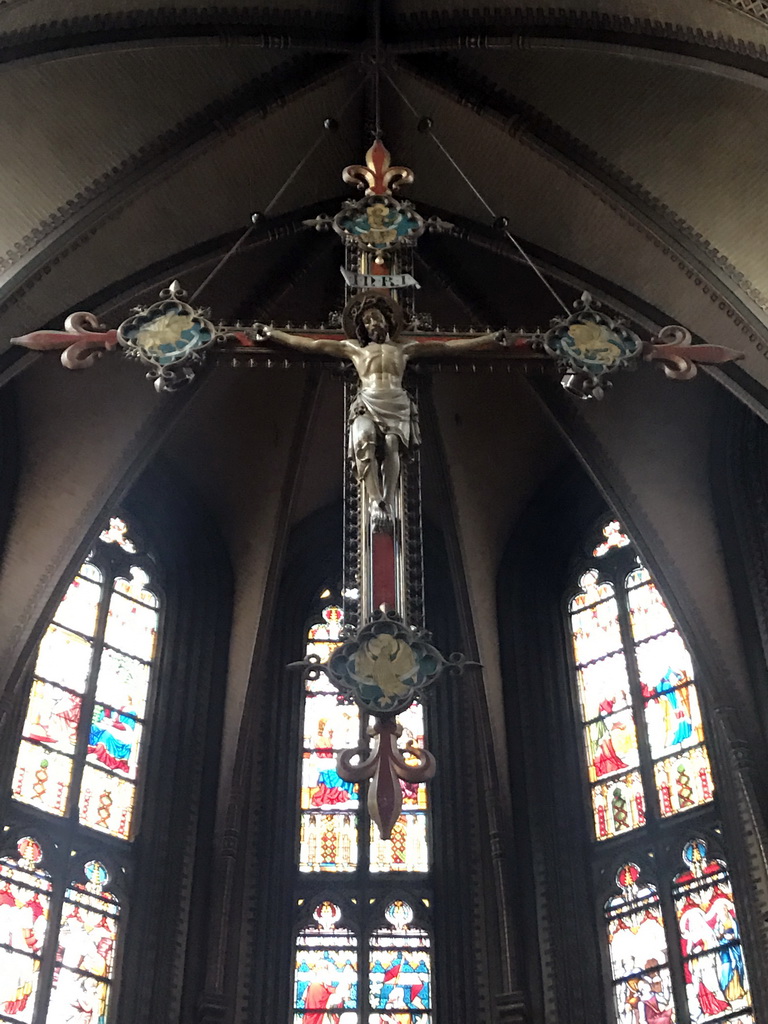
[{"xmin": 2, "ymin": 1, "xmax": 768, "ymax": 406}]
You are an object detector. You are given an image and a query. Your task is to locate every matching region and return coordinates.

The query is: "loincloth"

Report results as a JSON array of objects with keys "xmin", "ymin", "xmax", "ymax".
[{"xmin": 348, "ymin": 386, "xmax": 420, "ymax": 450}]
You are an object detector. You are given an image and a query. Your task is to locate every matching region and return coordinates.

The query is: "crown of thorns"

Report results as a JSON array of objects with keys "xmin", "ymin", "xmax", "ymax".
[{"xmin": 353, "ymin": 295, "xmax": 401, "ymax": 342}]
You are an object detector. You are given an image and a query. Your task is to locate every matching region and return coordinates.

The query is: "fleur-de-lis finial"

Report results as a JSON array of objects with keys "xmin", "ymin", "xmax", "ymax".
[{"xmin": 342, "ymin": 139, "xmax": 414, "ymax": 196}]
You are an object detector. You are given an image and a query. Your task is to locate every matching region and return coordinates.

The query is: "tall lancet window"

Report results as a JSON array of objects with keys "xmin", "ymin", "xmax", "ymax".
[
  {"xmin": 1, "ymin": 516, "xmax": 159, "ymax": 1024},
  {"xmin": 570, "ymin": 521, "xmax": 752, "ymax": 1024},
  {"xmin": 569, "ymin": 521, "xmax": 713, "ymax": 841},
  {"xmin": 294, "ymin": 593, "xmax": 433, "ymax": 1024}
]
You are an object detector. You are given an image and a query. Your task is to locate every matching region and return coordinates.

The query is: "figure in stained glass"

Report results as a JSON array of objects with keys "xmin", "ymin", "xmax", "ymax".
[
  {"xmin": 88, "ymin": 704, "xmax": 137, "ymax": 773},
  {"xmin": 646, "ymin": 668, "xmax": 693, "ymax": 750},
  {"xmin": 590, "ymin": 704, "xmax": 630, "ymax": 778},
  {"xmin": 605, "ymin": 864, "xmax": 676, "ymax": 1024},
  {"xmin": 674, "ymin": 840, "xmax": 750, "ymax": 1020}
]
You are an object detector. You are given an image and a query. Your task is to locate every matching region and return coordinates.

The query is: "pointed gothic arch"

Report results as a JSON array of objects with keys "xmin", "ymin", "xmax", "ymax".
[{"xmin": 0, "ymin": 464, "xmax": 233, "ymax": 1024}]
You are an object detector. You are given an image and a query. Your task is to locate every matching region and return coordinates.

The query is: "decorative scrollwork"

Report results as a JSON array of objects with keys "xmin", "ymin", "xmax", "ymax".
[
  {"xmin": 336, "ymin": 716, "xmax": 436, "ymax": 839},
  {"xmin": 538, "ymin": 292, "xmax": 643, "ymax": 399},
  {"xmin": 11, "ymin": 311, "xmax": 119, "ymax": 369},
  {"xmin": 117, "ymin": 281, "xmax": 219, "ymax": 392},
  {"xmin": 342, "ymin": 139, "xmax": 414, "ymax": 196},
  {"xmin": 325, "ymin": 610, "xmax": 472, "ymax": 716},
  {"xmin": 643, "ymin": 324, "xmax": 743, "ymax": 380}
]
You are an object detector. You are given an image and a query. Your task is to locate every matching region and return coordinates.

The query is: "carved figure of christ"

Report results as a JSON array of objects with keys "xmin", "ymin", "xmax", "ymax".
[{"xmin": 258, "ymin": 307, "xmax": 505, "ymax": 516}]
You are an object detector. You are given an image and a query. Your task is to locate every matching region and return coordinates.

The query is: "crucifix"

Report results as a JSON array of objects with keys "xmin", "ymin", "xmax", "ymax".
[{"xmin": 10, "ymin": 137, "xmax": 743, "ymax": 840}]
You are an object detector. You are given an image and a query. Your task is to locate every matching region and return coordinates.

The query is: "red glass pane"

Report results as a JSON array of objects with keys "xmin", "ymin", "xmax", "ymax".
[{"xmin": 674, "ymin": 840, "xmax": 751, "ymax": 1022}]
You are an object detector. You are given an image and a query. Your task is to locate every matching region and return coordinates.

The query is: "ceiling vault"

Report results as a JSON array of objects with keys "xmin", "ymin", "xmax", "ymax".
[
  {"xmin": 0, "ymin": 54, "xmax": 354, "ymax": 314},
  {"xmin": 396, "ymin": 54, "xmax": 768, "ymax": 337},
  {"xmin": 0, "ymin": 8, "xmax": 362, "ymax": 67}
]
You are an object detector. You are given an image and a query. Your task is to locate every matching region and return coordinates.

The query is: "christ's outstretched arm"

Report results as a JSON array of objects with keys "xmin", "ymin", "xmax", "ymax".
[
  {"xmin": 255, "ymin": 324, "xmax": 355, "ymax": 359},
  {"xmin": 403, "ymin": 329, "xmax": 508, "ymax": 357}
]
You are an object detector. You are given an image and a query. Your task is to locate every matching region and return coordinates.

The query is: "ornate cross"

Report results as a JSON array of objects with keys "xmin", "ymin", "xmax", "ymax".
[{"xmin": 11, "ymin": 139, "xmax": 742, "ymax": 839}]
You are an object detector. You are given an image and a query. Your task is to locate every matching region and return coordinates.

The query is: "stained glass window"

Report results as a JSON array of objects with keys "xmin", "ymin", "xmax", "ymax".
[
  {"xmin": 569, "ymin": 533, "xmax": 713, "ymax": 841},
  {"xmin": 295, "ymin": 594, "xmax": 433, "ymax": 1023},
  {"xmin": 0, "ymin": 838, "xmax": 51, "ymax": 1023},
  {"xmin": 299, "ymin": 602, "xmax": 430, "ymax": 874},
  {"xmin": 603, "ymin": 842, "xmax": 753, "ymax": 1024},
  {"xmin": 294, "ymin": 902, "xmax": 358, "ymax": 1023},
  {"xmin": 3, "ymin": 516, "xmax": 157, "ymax": 1024},
  {"xmin": 300, "ymin": 605, "xmax": 360, "ymax": 873},
  {"xmin": 369, "ymin": 900, "xmax": 432, "ymax": 1023},
  {"xmin": 593, "ymin": 521, "xmax": 632, "ymax": 558},
  {"xmin": 12, "ymin": 535, "xmax": 158, "ymax": 840},
  {"xmin": 673, "ymin": 839, "xmax": 752, "ymax": 1024},
  {"xmin": 605, "ymin": 863, "xmax": 675, "ymax": 1024}
]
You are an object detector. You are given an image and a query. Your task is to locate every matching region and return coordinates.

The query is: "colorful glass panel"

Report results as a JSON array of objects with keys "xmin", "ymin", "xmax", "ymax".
[
  {"xmin": 301, "ymin": 605, "xmax": 361, "ymax": 874},
  {"xmin": 605, "ymin": 864, "xmax": 676, "ymax": 1024},
  {"xmin": 654, "ymin": 748, "xmax": 714, "ymax": 817},
  {"xmin": 369, "ymin": 901, "xmax": 431, "ymax": 1021},
  {"xmin": 301, "ymin": 753, "xmax": 359, "ymax": 812},
  {"xmin": 592, "ymin": 771, "xmax": 645, "ymax": 841},
  {"xmin": 585, "ymin": 708, "xmax": 640, "ymax": 782},
  {"xmin": 294, "ymin": 902, "xmax": 358, "ymax": 1022},
  {"xmin": 12, "ymin": 743, "xmax": 73, "ymax": 817},
  {"xmin": 367, "ymin": 702, "xmax": 430, "ymax": 870},
  {"xmin": 571, "ymin": 571, "xmax": 642, "ymax": 839},
  {"xmin": 594, "ymin": 521, "xmax": 631, "ymax": 558},
  {"xmin": 34, "ymin": 625, "xmax": 93, "ymax": 692},
  {"xmin": 370, "ymin": 814, "xmax": 429, "ymax": 873},
  {"xmin": 627, "ymin": 563, "xmax": 714, "ymax": 817},
  {"xmin": 78, "ymin": 766, "xmax": 136, "ymax": 839},
  {"xmin": 99, "ymin": 517, "xmax": 136, "ymax": 552},
  {"xmin": 644, "ymin": 682, "xmax": 703, "ymax": 761},
  {"xmin": 87, "ymin": 704, "xmax": 142, "ymax": 779},
  {"xmin": 306, "ymin": 606, "xmax": 344, "ymax": 664},
  {"xmin": 300, "ymin": 813, "xmax": 358, "ymax": 873},
  {"xmin": 21, "ymin": 680, "xmax": 81, "ymax": 754},
  {"xmin": 46, "ymin": 862, "xmax": 119, "ymax": 1024},
  {"xmin": 673, "ymin": 840, "xmax": 751, "ymax": 1023},
  {"xmin": 576, "ymin": 654, "xmax": 632, "ymax": 723},
  {"xmin": 0, "ymin": 839, "xmax": 51, "ymax": 1024},
  {"xmin": 303, "ymin": 691, "xmax": 359, "ymax": 752},
  {"xmin": 113, "ymin": 567, "xmax": 157, "ymax": 608}
]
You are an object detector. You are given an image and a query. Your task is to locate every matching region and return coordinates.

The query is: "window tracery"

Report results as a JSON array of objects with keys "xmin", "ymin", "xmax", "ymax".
[
  {"xmin": 1, "ymin": 516, "xmax": 157, "ymax": 1023},
  {"xmin": 295, "ymin": 593, "xmax": 432, "ymax": 1023},
  {"xmin": 569, "ymin": 522, "xmax": 713, "ymax": 842},
  {"xmin": 573, "ymin": 521, "xmax": 752, "ymax": 1024}
]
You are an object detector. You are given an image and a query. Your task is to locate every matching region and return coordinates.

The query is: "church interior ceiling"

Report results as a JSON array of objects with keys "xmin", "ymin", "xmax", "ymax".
[
  {"xmin": 1, "ymin": 0, "xmax": 767, "ymax": 390},
  {"xmin": 0, "ymin": 1, "xmax": 765, "ymax": 700}
]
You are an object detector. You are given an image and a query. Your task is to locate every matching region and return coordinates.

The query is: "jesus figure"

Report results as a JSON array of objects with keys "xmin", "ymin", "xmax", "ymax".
[{"xmin": 257, "ymin": 294, "xmax": 505, "ymax": 517}]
